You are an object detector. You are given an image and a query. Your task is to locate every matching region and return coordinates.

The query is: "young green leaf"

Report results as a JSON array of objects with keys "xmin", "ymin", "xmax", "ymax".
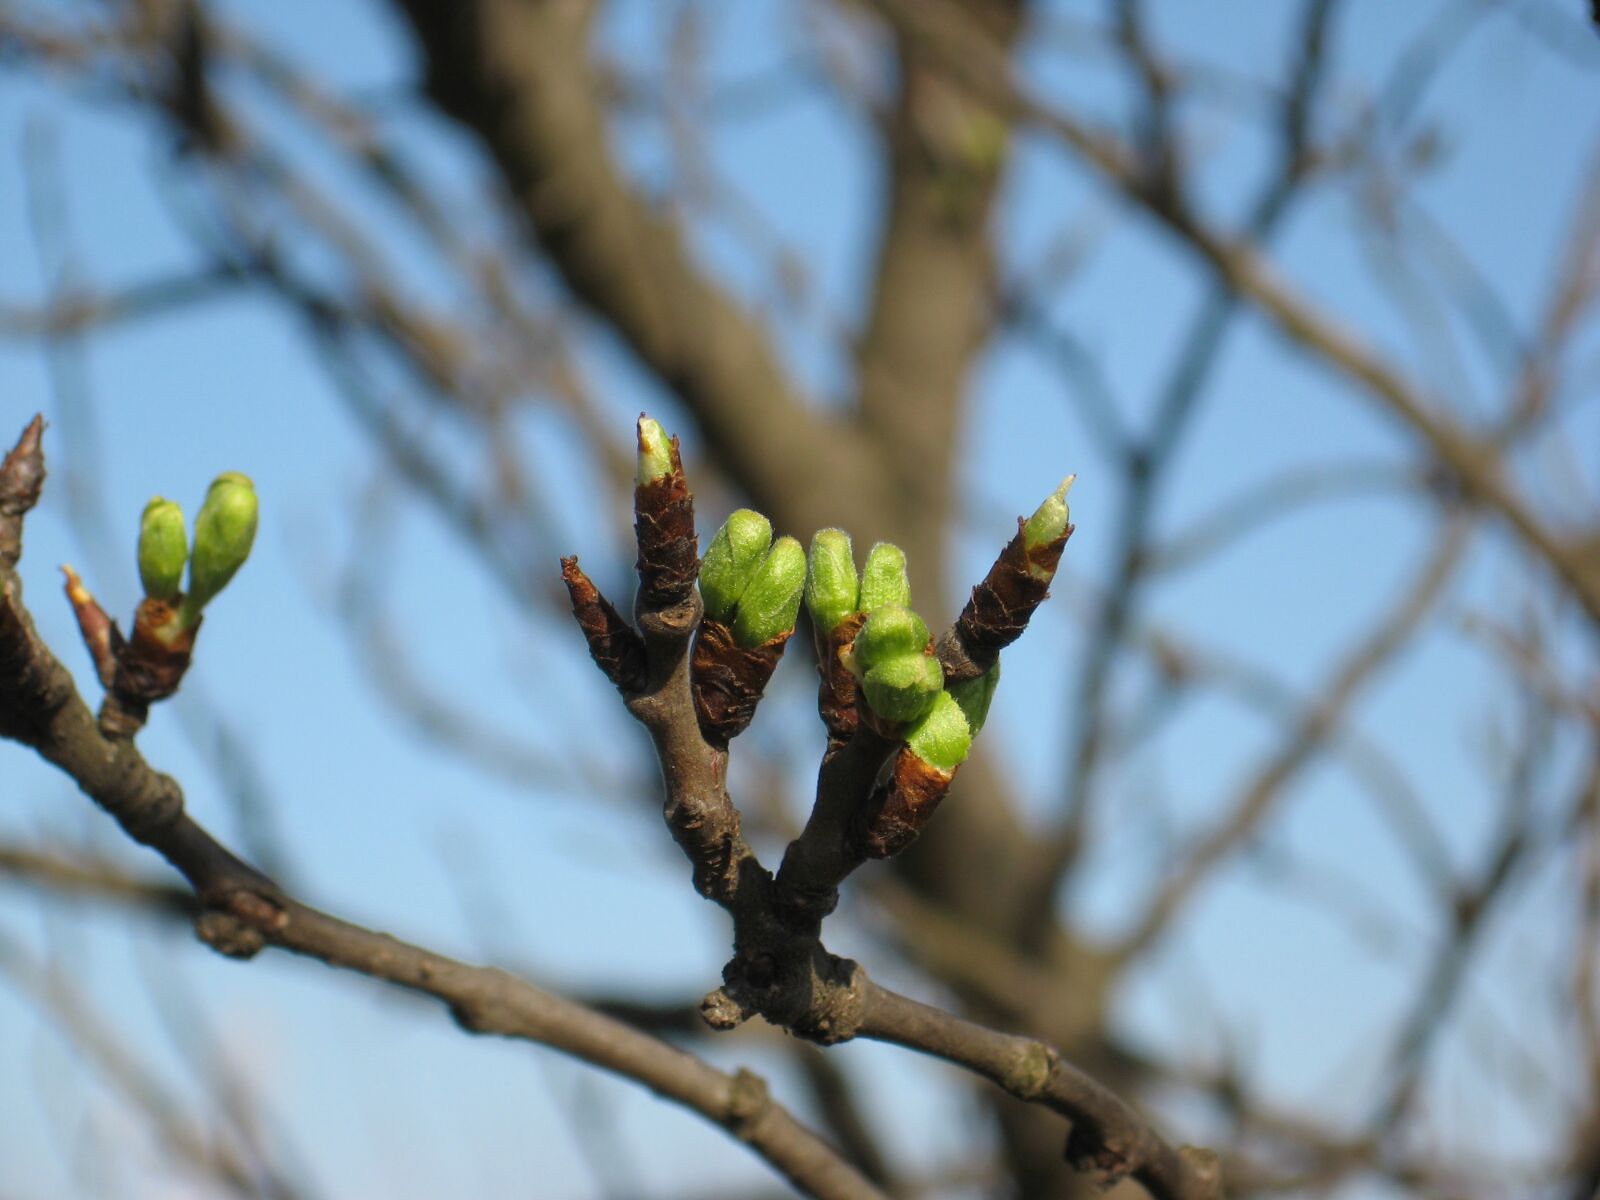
[
  {"xmin": 700, "ymin": 509, "xmax": 772, "ymax": 623},
  {"xmin": 636, "ymin": 415, "xmax": 675, "ymax": 485},
  {"xmin": 861, "ymin": 653, "xmax": 943, "ymax": 723},
  {"xmin": 730, "ymin": 535, "xmax": 805, "ymax": 647},
  {"xmin": 1022, "ymin": 476, "xmax": 1074, "ymax": 579},
  {"xmin": 850, "ymin": 605, "xmax": 929, "ymax": 673},
  {"xmin": 857, "ymin": 542, "xmax": 910, "ymax": 612},
  {"xmin": 180, "ymin": 472, "xmax": 257, "ymax": 626},
  {"xmin": 904, "ymin": 690, "xmax": 972, "ymax": 772},
  {"xmin": 946, "ymin": 661, "xmax": 1000, "ymax": 736},
  {"xmin": 804, "ymin": 528, "xmax": 858, "ymax": 636},
  {"xmin": 137, "ymin": 497, "xmax": 187, "ymax": 602}
]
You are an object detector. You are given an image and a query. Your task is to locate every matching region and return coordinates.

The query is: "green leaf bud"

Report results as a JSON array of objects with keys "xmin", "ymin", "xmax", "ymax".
[
  {"xmin": 851, "ymin": 604, "xmax": 929, "ymax": 673},
  {"xmin": 699, "ymin": 508, "xmax": 772, "ymax": 623},
  {"xmin": 861, "ymin": 652, "xmax": 943, "ymax": 723},
  {"xmin": 904, "ymin": 690, "xmax": 972, "ymax": 772},
  {"xmin": 1022, "ymin": 476, "xmax": 1075, "ymax": 578},
  {"xmin": 636, "ymin": 415, "xmax": 675, "ymax": 485},
  {"xmin": 946, "ymin": 661, "xmax": 1000, "ymax": 736},
  {"xmin": 857, "ymin": 542, "xmax": 910, "ymax": 612},
  {"xmin": 137, "ymin": 497, "xmax": 187, "ymax": 602},
  {"xmin": 804, "ymin": 528, "xmax": 858, "ymax": 636},
  {"xmin": 730, "ymin": 535, "xmax": 805, "ymax": 648},
  {"xmin": 181, "ymin": 472, "xmax": 257, "ymax": 624}
]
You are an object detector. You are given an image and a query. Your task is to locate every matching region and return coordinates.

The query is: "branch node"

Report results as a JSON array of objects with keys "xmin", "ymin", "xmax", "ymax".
[
  {"xmin": 194, "ymin": 909, "xmax": 267, "ymax": 959},
  {"xmin": 700, "ymin": 987, "xmax": 750, "ymax": 1031},
  {"xmin": 726, "ymin": 1067, "xmax": 771, "ymax": 1139}
]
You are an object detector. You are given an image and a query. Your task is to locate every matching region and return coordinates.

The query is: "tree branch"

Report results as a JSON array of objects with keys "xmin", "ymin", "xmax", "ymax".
[{"xmin": 0, "ymin": 419, "xmax": 882, "ymax": 1200}]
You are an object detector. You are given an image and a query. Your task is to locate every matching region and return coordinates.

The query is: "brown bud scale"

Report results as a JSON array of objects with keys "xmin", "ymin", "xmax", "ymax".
[
  {"xmin": 116, "ymin": 598, "xmax": 196, "ymax": 695},
  {"xmin": 861, "ymin": 748, "xmax": 957, "ymax": 859},
  {"xmin": 561, "ymin": 557, "xmax": 646, "ymax": 692},
  {"xmin": 816, "ymin": 610, "xmax": 866, "ymax": 751},
  {"xmin": 633, "ymin": 435, "xmax": 698, "ymax": 610},
  {"xmin": 103, "ymin": 598, "xmax": 197, "ymax": 737},
  {"xmin": 943, "ymin": 520, "xmax": 1073, "ymax": 680},
  {"xmin": 690, "ymin": 618, "xmax": 788, "ymax": 748}
]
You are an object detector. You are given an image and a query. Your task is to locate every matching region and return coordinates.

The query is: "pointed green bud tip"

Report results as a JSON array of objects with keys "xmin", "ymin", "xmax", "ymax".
[
  {"xmin": 730, "ymin": 535, "xmax": 806, "ymax": 648},
  {"xmin": 947, "ymin": 660, "xmax": 1000, "ymax": 737},
  {"xmin": 699, "ymin": 508, "xmax": 772, "ymax": 623},
  {"xmin": 858, "ymin": 542, "xmax": 910, "ymax": 612},
  {"xmin": 862, "ymin": 652, "xmax": 944, "ymax": 723},
  {"xmin": 636, "ymin": 415, "xmax": 675, "ymax": 486},
  {"xmin": 137, "ymin": 497, "xmax": 187, "ymax": 601},
  {"xmin": 851, "ymin": 604, "xmax": 930, "ymax": 673},
  {"xmin": 184, "ymin": 472, "xmax": 258, "ymax": 617},
  {"xmin": 805, "ymin": 528, "xmax": 859, "ymax": 636},
  {"xmin": 905, "ymin": 690, "xmax": 972, "ymax": 773},
  {"xmin": 1024, "ymin": 476, "xmax": 1075, "ymax": 550}
]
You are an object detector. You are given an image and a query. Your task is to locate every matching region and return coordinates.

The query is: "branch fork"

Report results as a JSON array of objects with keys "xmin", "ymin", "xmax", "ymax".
[{"xmin": 559, "ymin": 416, "xmax": 1221, "ymax": 1199}]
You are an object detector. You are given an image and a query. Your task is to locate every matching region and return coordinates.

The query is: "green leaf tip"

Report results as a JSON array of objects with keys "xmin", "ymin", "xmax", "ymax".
[
  {"xmin": 858, "ymin": 542, "xmax": 910, "ymax": 612},
  {"xmin": 180, "ymin": 472, "xmax": 257, "ymax": 625},
  {"xmin": 947, "ymin": 661, "xmax": 1000, "ymax": 736},
  {"xmin": 862, "ymin": 652, "xmax": 944, "ymax": 723},
  {"xmin": 804, "ymin": 528, "xmax": 858, "ymax": 637},
  {"xmin": 636, "ymin": 415, "xmax": 675, "ymax": 486},
  {"xmin": 1023, "ymin": 475, "xmax": 1074, "ymax": 561},
  {"xmin": 137, "ymin": 497, "xmax": 187, "ymax": 601},
  {"xmin": 700, "ymin": 508, "xmax": 772, "ymax": 623},
  {"xmin": 905, "ymin": 690, "xmax": 971, "ymax": 772},
  {"xmin": 851, "ymin": 605, "xmax": 929, "ymax": 673},
  {"xmin": 730, "ymin": 535, "xmax": 806, "ymax": 648}
]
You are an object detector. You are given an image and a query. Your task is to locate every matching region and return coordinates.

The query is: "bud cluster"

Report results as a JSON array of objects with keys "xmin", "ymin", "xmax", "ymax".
[
  {"xmin": 64, "ymin": 470, "xmax": 260, "ymax": 738},
  {"xmin": 568, "ymin": 414, "xmax": 1075, "ymax": 866}
]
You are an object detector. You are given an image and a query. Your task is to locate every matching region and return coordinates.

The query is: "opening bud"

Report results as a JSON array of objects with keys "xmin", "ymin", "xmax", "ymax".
[
  {"xmin": 904, "ymin": 690, "xmax": 972, "ymax": 772},
  {"xmin": 699, "ymin": 508, "xmax": 772, "ymax": 623},
  {"xmin": 730, "ymin": 535, "xmax": 806, "ymax": 648},
  {"xmin": 636, "ymin": 415, "xmax": 675, "ymax": 485},
  {"xmin": 1022, "ymin": 476, "xmax": 1075, "ymax": 578},
  {"xmin": 946, "ymin": 660, "xmax": 1000, "ymax": 736},
  {"xmin": 850, "ymin": 605, "xmax": 929, "ymax": 674},
  {"xmin": 137, "ymin": 497, "xmax": 187, "ymax": 601},
  {"xmin": 858, "ymin": 542, "xmax": 910, "ymax": 612},
  {"xmin": 804, "ymin": 528, "xmax": 858, "ymax": 637},
  {"xmin": 862, "ymin": 653, "xmax": 944, "ymax": 723},
  {"xmin": 181, "ymin": 472, "xmax": 257, "ymax": 626}
]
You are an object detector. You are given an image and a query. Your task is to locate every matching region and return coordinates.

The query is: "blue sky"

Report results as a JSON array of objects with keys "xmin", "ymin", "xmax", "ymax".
[{"xmin": 1, "ymin": 1, "xmax": 1597, "ymax": 1196}]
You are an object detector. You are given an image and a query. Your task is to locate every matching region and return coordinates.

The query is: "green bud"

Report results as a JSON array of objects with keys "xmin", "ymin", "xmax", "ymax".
[
  {"xmin": 851, "ymin": 605, "xmax": 929, "ymax": 673},
  {"xmin": 636, "ymin": 416, "xmax": 675, "ymax": 485},
  {"xmin": 947, "ymin": 661, "xmax": 1000, "ymax": 736},
  {"xmin": 861, "ymin": 653, "xmax": 943, "ymax": 723},
  {"xmin": 137, "ymin": 497, "xmax": 187, "ymax": 601},
  {"xmin": 730, "ymin": 535, "xmax": 806, "ymax": 648},
  {"xmin": 699, "ymin": 509, "xmax": 772, "ymax": 623},
  {"xmin": 905, "ymin": 690, "xmax": 972, "ymax": 772},
  {"xmin": 181, "ymin": 472, "xmax": 257, "ymax": 625},
  {"xmin": 858, "ymin": 542, "xmax": 910, "ymax": 612},
  {"xmin": 804, "ymin": 528, "xmax": 858, "ymax": 636},
  {"xmin": 1023, "ymin": 476, "xmax": 1075, "ymax": 578}
]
